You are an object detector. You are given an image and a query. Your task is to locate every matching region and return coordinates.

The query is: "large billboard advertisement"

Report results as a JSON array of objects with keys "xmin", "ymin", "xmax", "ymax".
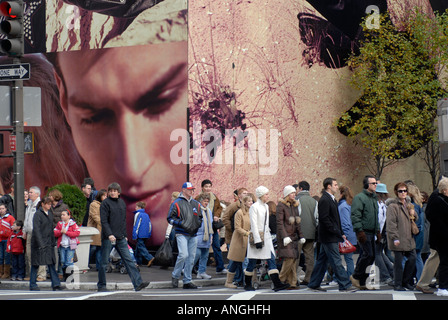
[{"xmin": 0, "ymin": 0, "xmax": 446, "ymax": 248}]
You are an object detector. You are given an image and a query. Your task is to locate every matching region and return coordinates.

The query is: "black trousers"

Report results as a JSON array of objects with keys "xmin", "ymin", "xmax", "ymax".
[
  {"xmin": 437, "ymin": 249, "xmax": 448, "ymax": 290},
  {"xmin": 353, "ymin": 233, "xmax": 375, "ymax": 285},
  {"xmin": 393, "ymin": 249, "xmax": 416, "ymax": 287}
]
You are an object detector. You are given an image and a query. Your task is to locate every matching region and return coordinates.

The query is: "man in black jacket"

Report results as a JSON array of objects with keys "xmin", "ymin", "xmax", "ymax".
[
  {"xmin": 97, "ymin": 182, "xmax": 149, "ymax": 292},
  {"xmin": 307, "ymin": 177, "xmax": 357, "ymax": 292}
]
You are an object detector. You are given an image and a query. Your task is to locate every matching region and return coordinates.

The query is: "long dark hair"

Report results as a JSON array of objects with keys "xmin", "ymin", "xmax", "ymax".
[{"xmin": 339, "ymin": 186, "xmax": 353, "ymax": 205}]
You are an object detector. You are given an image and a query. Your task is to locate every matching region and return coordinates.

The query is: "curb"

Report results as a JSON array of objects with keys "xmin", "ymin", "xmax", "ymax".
[{"xmin": 0, "ymin": 277, "xmax": 226, "ymax": 291}]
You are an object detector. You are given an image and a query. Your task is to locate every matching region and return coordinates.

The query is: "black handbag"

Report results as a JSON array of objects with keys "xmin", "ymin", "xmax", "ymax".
[
  {"xmin": 154, "ymin": 238, "xmax": 174, "ymax": 267},
  {"xmin": 212, "ymin": 219, "xmax": 224, "ymax": 231}
]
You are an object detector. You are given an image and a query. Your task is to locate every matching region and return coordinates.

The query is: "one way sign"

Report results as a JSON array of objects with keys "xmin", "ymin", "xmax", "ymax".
[{"xmin": 0, "ymin": 63, "xmax": 30, "ymax": 81}]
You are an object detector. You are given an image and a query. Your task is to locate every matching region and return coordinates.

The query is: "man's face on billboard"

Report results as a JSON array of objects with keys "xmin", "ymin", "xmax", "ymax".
[{"xmin": 55, "ymin": 42, "xmax": 188, "ymax": 244}]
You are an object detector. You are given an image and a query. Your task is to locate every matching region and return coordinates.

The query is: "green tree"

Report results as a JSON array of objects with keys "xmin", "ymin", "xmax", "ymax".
[
  {"xmin": 47, "ymin": 183, "xmax": 86, "ymax": 224},
  {"xmin": 337, "ymin": 10, "xmax": 448, "ymax": 179}
]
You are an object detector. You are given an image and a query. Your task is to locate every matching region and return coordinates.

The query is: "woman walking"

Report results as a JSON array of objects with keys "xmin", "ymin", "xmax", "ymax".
[
  {"xmin": 386, "ymin": 182, "xmax": 417, "ymax": 291},
  {"xmin": 244, "ymin": 186, "xmax": 289, "ymax": 292},
  {"xmin": 225, "ymin": 195, "xmax": 253, "ymax": 288},
  {"xmin": 276, "ymin": 185, "xmax": 305, "ymax": 289}
]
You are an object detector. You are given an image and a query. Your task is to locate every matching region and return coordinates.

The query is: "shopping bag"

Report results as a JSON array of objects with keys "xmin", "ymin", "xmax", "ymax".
[
  {"xmin": 338, "ymin": 239, "xmax": 356, "ymax": 254},
  {"xmin": 154, "ymin": 238, "xmax": 174, "ymax": 266}
]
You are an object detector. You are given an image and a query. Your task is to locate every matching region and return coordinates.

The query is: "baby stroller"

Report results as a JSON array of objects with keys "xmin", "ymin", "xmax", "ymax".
[
  {"xmin": 106, "ymin": 245, "xmax": 140, "ymax": 274},
  {"xmin": 252, "ymin": 234, "xmax": 281, "ymax": 290}
]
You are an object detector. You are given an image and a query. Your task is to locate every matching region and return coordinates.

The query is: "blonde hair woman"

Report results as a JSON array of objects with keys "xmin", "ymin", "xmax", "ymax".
[{"xmin": 225, "ymin": 195, "xmax": 253, "ymax": 289}]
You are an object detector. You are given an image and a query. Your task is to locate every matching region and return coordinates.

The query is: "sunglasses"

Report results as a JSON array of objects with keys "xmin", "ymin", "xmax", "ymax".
[{"xmin": 397, "ymin": 189, "xmax": 408, "ymax": 193}]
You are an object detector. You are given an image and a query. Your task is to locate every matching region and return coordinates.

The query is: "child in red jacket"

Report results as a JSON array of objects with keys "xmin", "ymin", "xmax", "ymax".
[
  {"xmin": 0, "ymin": 203, "xmax": 15, "ymax": 279},
  {"xmin": 54, "ymin": 210, "xmax": 80, "ymax": 280},
  {"xmin": 7, "ymin": 220, "xmax": 25, "ymax": 280}
]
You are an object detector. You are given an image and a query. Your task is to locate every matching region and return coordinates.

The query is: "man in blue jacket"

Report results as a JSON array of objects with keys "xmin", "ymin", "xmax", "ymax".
[
  {"xmin": 132, "ymin": 201, "xmax": 154, "ymax": 267},
  {"xmin": 167, "ymin": 182, "xmax": 202, "ymax": 289}
]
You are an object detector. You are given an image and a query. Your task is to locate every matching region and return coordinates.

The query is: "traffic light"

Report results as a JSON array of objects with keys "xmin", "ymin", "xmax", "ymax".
[{"xmin": 0, "ymin": 1, "xmax": 24, "ymax": 57}]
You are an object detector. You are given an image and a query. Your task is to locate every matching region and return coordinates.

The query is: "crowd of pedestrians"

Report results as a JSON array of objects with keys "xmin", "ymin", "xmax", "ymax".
[
  {"xmin": 165, "ymin": 176, "xmax": 448, "ymax": 297},
  {"xmin": 1, "ymin": 173, "xmax": 447, "ymax": 297}
]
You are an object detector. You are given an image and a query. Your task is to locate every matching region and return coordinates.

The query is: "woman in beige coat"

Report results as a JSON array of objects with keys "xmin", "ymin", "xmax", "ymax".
[
  {"xmin": 87, "ymin": 189, "xmax": 107, "ymax": 270},
  {"xmin": 386, "ymin": 182, "xmax": 417, "ymax": 291},
  {"xmin": 225, "ymin": 195, "xmax": 253, "ymax": 288}
]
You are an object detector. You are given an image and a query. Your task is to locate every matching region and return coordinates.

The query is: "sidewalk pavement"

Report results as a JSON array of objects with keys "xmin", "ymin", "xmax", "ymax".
[{"xmin": 0, "ymin": 264, "xmax": 227, "ymax": 291}]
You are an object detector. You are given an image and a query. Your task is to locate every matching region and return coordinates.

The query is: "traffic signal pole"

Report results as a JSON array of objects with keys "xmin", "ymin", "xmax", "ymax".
[
  {"xmin": 12, "ymin": 74, "xmax": 24, "ymax": 221},
  {"xmin": 0, "ymin": 1, "xmax": 25, "ymax": 220}
]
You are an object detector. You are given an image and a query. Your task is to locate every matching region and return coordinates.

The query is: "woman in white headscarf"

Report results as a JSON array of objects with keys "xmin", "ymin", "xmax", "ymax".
[{"xmin": 244, "ymin": 186, "xmax": 289, "ymax": 292}]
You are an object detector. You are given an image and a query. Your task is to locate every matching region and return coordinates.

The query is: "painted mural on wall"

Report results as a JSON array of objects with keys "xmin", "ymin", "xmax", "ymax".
[{"xmin": 187, "ymin": 0, "xmax": 446, "ymax": 209}]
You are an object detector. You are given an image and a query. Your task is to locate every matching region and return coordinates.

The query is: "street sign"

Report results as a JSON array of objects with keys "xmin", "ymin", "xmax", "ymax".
[
  {"xmin": 9, "ymin": 135, "xmax": 15, "ymax": 152},
  {"xmin": 0, "ymin": 63, "xmax": 29, "ymax": 80},
  {"xmin": 0, "ymin": 86, "xmax": 41, "ymax": 126}
]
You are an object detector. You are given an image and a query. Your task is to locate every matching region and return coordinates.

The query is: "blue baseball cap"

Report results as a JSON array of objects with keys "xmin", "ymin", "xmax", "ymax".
[{"xmin": 182, "ymin": 182, "xmax": 195, "ymax": 190}]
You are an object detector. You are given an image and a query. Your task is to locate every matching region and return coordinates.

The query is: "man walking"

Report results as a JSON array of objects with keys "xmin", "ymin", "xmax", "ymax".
[
  {"xmin": 97, "ymin": 182, "xmax": 149, "ymax": 292},
  {"xmin": 168, "ymin": 182, "xmax": 203, "ymax": 289},
  {"xmin": 307, "ymin": 178, "xmax": 357, "ymax": 292},
  {"xmin": 350, "ymin": 175, "xmax": 380, "ymax": 289},
  {"xmin": 23, "ymin": 187, "xmax": 45, "ymax": 281},
  {"xmin": 296, "ymin": 181, "xmax": 318, "ymax": 285},
  {"xmin": 198, "ymin": 179, "xmax": 227, "ymax": 275}
]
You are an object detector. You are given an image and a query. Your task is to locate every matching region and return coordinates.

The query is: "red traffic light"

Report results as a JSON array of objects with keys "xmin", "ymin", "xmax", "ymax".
[{"xmin": 0, "ymin": 2, "xmax": 22, "ymax": 19}]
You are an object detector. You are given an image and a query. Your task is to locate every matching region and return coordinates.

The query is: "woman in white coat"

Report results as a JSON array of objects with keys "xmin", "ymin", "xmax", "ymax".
[{"xmin": 244, "ymin": 186, "xmax": 289, "ymax": 291}]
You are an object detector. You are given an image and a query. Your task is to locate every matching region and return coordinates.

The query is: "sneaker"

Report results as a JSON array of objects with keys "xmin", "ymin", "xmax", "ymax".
[
  {"xmin": 216, "ymin": 269, "xmax": 228, "ymax": 275},
  {"xmin": 183, "ymin": 282, "xmax": 198, "ymax": 289},
  {"xmin": 197, "ymin": 272, "xmax": 212, "ymax": 279},
  {"xmin": 339, "ymin": 286, "xmax": 358, "ymax": 293},
  {"xmin": 172, "ymin": 277, "xmax": 179, "ymax": 288},
  {"xmin": 436, "ymin": 289, "xmax": 448, "ymax": 297}
]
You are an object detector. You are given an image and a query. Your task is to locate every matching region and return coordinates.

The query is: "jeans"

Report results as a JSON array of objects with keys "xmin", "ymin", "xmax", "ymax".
[
  {"xmin": 342, "ymin": 252, "xmax": 355, "ymax": 276},
  {"xmin": 172, "ymin": 234, "xmax": 197, "ymax": 284},
  {"xmin": 212, "ymin": 230, "xmax": 225, "ymax": 271},
  {"xmin": 59, "ymin": 247, "xmax": 75, "ymax": 269},
  {"xmin": 97, "ymin": 237, "xmax": 144, "ymax": 290},
  {"xmin": 0, "ymin": 240, "xmax": 10, "ymax": 264},
  {"xmin": 30, "ymin": 264, "xmax": 60, "ymax": 290},
  {"xmin": 89, "ymin": 245, "xmax": 102, "ymax": 270},
  {"xmin": 415, "ymin": 249, "xmax": 423, "ymax": 281},
  {"xmin": 134, "ymin": 238, "xmax": 154, "ymax": 265},
  {"xmin": 375, "ymin": 241, "xmax": 394, "ymax": 282},
  {"xmin": 246, "ymin": 252, "xmax": 277, "ymax": 273},
  {"xmin": 308, "ymin": 242, "xmax": 352, "ymax": 290},
  {"xmin": 194, "ymin": 247, "xmax": 209, "ymax": 274},
  {"xmin": 10, "ymin": 253, "xmax": 25, "ymax": 279}
]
